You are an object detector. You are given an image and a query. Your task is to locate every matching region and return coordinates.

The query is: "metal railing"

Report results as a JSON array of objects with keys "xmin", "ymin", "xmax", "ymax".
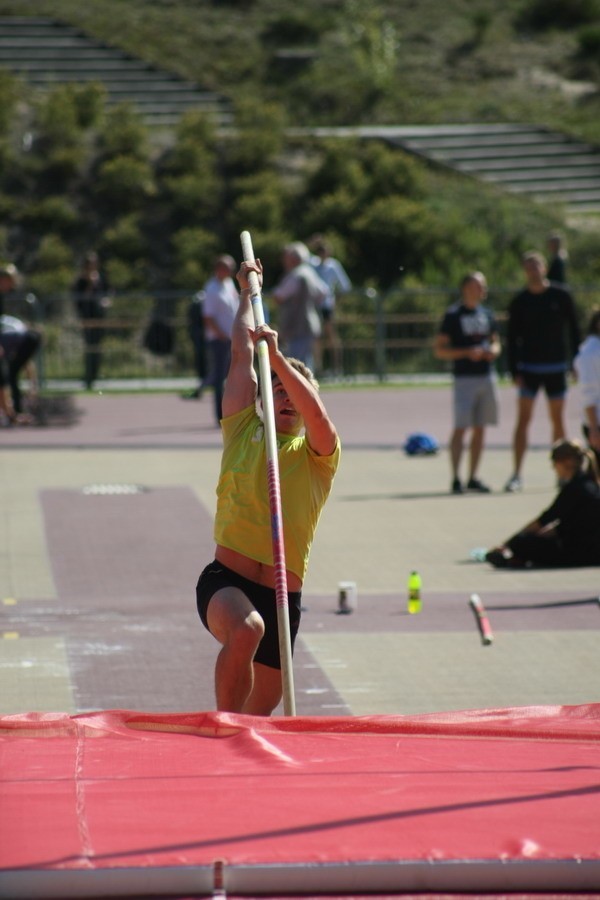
[{"xmin": 4, "ymin": 284, "xmax": 600, "ymax": 385}]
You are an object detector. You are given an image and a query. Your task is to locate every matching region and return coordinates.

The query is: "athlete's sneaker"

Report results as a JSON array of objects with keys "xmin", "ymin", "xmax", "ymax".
[
  {"xmin": 504, "ymin": 475, "xmax": 522, "ymax": 493},
  {"xmin": 467, "ymin": 477, "xmax": 491, "ymax": 493},
  {"xmin": 451, "ymin": 477, "xmax": 464, "ymax": 494},
  {"xmin": 485, "ymin": 549, "xmax": 511, "ymax": 568}
]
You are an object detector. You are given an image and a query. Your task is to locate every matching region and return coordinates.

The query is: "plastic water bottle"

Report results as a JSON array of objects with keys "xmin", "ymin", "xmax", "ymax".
[
  {"xmin": 407, "ymin": 571, "xmax": 422, "ymax": 614},
  {"xmin": 470, "ymin": 547, "xmax": 488, "ymax": 562}
]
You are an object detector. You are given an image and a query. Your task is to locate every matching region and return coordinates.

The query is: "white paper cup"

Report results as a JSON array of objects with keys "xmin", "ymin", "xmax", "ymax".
[{"xmin": 338, "ymin": 581, "xmax": 357, "ymax": 614}]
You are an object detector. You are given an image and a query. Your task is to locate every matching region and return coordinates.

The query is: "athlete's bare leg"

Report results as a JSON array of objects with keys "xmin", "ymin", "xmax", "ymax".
[{"xmin": 207, "ymin": 587, "xmax": 265, "ymax": 712}]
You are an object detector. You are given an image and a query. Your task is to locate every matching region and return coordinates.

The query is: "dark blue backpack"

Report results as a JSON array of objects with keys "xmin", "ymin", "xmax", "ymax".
[{"xmin": 404, "ymin": 432, "xmax": 440, "ymax": 456}]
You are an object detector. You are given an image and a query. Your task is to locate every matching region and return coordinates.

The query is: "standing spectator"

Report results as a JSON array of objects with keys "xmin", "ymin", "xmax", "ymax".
[
  {"xmin": 72, "ymin": 251, "xmax": 111, "ymax": 390},
  {"xmin": 309, "ymin": 235, "xmax": 351, "ymax": 377},
  {"xmin": 203, "ymin": 254, "xmax": 239, "ymax": 425},
  {"xmin": 433, "ymin": 272, "xmax": 501, "ymax": 494},
  {"xmin": 272, "ymin": 242, "xmax": 327, "ymax": 371},
  {"xmin": 182, "ymin": 290, "xmax": 208, "ymax": 400},
  {"xmin": 574, "ymin": 308, "xmax": 600, "ymax": 468},
  {"xmin": 547, "ymin": 231, "xmax": 568, "ymax": 285},
  {"xmin": 504, "ymin": 251, "xmax": 581, "ymax": 493}
]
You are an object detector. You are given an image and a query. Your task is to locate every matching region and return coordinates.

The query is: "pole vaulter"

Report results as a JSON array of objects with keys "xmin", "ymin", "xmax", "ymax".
[{"xmin": 240, "ymin": 230, "xmax": 296, "ymax": 716}]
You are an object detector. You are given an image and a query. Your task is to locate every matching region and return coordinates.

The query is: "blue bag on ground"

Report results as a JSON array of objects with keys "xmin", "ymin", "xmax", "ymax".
[{"xmin": 404, "ymin": 432, "xmax": 440, "ymax": 456}]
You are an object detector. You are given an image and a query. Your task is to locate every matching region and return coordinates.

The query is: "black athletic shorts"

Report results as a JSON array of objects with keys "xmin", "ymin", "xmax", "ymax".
[
  {"xmin": 196, "ymin": 560, "xmax": 302, "ymax": 670},
  {"xmin": 518, "ymin": 369, "xmax": 567, "ymax": 399}
]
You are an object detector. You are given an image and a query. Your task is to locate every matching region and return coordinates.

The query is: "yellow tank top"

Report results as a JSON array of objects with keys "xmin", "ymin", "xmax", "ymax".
[{"xmin": 214, "ymin": 404, "xmax": 340, "ymax": 580}]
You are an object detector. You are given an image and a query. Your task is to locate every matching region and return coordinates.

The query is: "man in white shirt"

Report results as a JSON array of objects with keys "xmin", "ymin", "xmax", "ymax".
[
  {"xmin": 574, "ymin": 308, "xmax": 600, "ymax": 467},
  {"xmin": 203, "ymin": 254, "xmax": 239, "ymax": 425}
]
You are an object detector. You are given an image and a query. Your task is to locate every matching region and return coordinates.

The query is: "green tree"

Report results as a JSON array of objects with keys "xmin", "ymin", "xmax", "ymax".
[
  {"xmin": 291, "ymin": 0, "xmax": 399, "ymax": 122},
  {"xmin": 28, "ymin": 234, "xmax": 74, "ymax": 295},
  {"xmin": 159, "ymin": 114, "xmax": 221, "ymax": 225},
  {"xmin": 94, "ymin": 155, "xmax": 156, "ymax": 211},
  {"xmin": 96, "ymin": 103, "xmax": 150, "ymax": 161},
  {"xmin": 170, "ymin": 226, "xmax": 219, "ymax": 288}
]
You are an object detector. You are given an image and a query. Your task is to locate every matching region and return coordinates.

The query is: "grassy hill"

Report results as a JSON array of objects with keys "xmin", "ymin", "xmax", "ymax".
[
  {"xmin": 0, "ymin": 0, "xmax": 599, "ymax": 299},
  {"xmin": 0, "ymin": 0, "xmax": 598, "ymax": 140}
]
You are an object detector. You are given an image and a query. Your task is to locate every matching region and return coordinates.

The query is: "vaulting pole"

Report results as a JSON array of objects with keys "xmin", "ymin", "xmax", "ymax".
[{"xmin": 240, "ymin": 231, "xmax": 296, "ymax": 716}]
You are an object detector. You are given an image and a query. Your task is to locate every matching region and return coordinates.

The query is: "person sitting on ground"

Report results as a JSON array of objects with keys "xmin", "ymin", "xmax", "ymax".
[{"xmin": 485, "ymin": 439, "xmax": 600, "ymax": 569}]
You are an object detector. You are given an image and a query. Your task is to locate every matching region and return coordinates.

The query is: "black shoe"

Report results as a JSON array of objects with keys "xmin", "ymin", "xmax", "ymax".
[
  {"xmin": 467, "ymin": 477, "xmax": 491, "ymax": 493},
  {"xmin": 451, "ymin": 477, "xmax": 464, "ymax": 494},
  {"xmin": 485, "ymin": 549, "xmax": 510, "ymax": 568}
]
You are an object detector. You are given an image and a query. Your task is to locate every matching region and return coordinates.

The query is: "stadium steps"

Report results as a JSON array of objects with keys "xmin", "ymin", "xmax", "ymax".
[
  {"xmin": 388, "ymin": 124, "xmax": 600, "ymax": 213},
  {"xmin": 0, "ymin": 15, "xmax": 232, "ymax": 129},
  {"xmin": 2, "ymin": 17, "xmax": 598, "ymax": 211},
  {"xmin": 292, "ymin": 124, "xmax": 600, "ymax": 214}
]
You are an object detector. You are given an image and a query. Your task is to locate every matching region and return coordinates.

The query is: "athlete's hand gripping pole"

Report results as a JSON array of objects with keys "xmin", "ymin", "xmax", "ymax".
[{"xmin": 240, "ymin": 230, "xmax": 296, "ymax": 716}]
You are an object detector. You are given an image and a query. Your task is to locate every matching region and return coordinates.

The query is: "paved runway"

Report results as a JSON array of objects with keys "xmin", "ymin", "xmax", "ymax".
[{"xmin": 1, "ymin": 381, "xmax": 598, "ymax": 718}]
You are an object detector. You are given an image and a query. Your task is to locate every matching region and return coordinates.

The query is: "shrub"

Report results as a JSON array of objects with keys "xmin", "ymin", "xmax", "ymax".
[
  {"xmin": 353, "ymin": 196, "xmax": 440, "ymax": 288},
  {"xmin": 94, "ymin": 155, "xmax": 156, "ymax": 211},
  {"xmin": 228, "ymin": 170, "xmax": 287, "ymax": 236},
  {"xmin": 0, "ymin": 192, "xmax": 17, "ymax": 220},
  {"xmin": 100, "ymin": 214, "xmax": 147, "ymax": 262},
  {"xmin": 161, "ymin": 111, "xmax": 218, "ymax": 177},
  {"xmin": 38, "ymin": 146, "xmax": 86, "ymax": 193},
  {"xmin": 226, "ymin": 98, "xmax": 286, "ymax": 172},
  {"xmin": 291, "ymin": 1, "xmax": 399, "ymax": 122},
  {"xmin": 163, "ymin": 172, "xmax": 221, "ymax": 222},
  {"xmin": 361, "ymin": 143, "xmax": 425, "ymax": 199},
  {"xmin": 0, "ymin": 70, "xmax": 21, "ymax": 137},
  {"xmin": 28, "ymin": 234, "xmax": 74, "ymax": 295},
  {"xmin": 72, "ymin": 82, "xmax": 106, "ymax": 130},
  {"xmin": 568, "ymin": 230, "xmax": 600, "ymax": 284},
  {"xmin": 261, "ymin": 13, "xmax": 322, "ymax": 47},
  {"xmin": 97, "ymin": 103, "xmax": 149, "ymax": 161},
  {"xmin": 104, "ymin": 258, "xmax": 148, "ymax": 292},
  {"xmin": 170, "ymin": 226, "xmax": 219, "ymax": 288},
  {"xmin": 34, "ymin": 85, "xmax": 86, "ymax": 148},
  {"xmin": 18, "ymin": 196, "xmax": 80, "ymax": 236},
  {"xmin": 577, "ymin": 22, "xmax": 600, "ymax": 57},
  {"xmin": 470, "ymin": 9, "xmax": 493, "ymax": 45},
  {"xmin": 303, "ymin": 139, "xmax": 372, "ymax": 198},
  {"xmin": 516, "ymin": 0, "xmax": 600, "ymax": 30}
]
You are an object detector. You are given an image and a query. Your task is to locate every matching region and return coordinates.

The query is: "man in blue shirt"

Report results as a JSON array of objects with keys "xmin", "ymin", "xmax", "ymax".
[{"xmin": 309, "ymin": 235, "xmax": 352, "ymax": 377}]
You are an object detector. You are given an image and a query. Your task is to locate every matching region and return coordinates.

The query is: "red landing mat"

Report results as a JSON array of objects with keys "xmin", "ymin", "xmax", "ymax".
[{"xmin": 1, "ymin": 705, "xmax": 599, "ymax": 898}]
